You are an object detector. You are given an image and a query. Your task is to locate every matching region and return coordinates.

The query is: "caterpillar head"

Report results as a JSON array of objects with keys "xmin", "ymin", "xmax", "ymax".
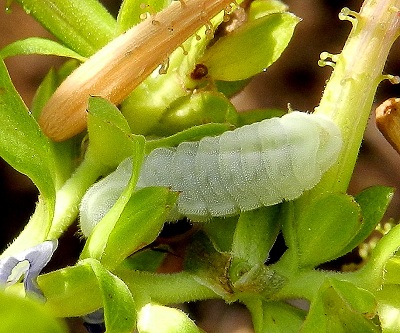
[{"xmin": 79, "ymin": 158, "xmax": 133, "ymax": 237}]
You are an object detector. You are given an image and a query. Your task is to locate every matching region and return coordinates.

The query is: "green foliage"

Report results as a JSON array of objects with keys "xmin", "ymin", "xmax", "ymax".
[
  {"xmin": 342, "ymin": 186, "xmax": 394, "ymax": 256},
  {"xmin": 80, "ymin": 138, "xmax": 145, "ymax": 261},
  {"xmin": 93, "ymin": 187, "xmax": 178, "ymax": 269},
  {"xmin": 201, "ymin": 12, "xmax": 300, "ymax": 81},
  {"xmin": 0, "ymin": 58, "xmax": 56, "ymax": 252},
  {"xmin": 38, "ymin": 264, "xmax": 102, "ymax": 317},
  {"xmin": 14, "ymin": 0, "xmax": 116, "ymax": 57},
  {"xmin": 0, "ymin": 290, "xmax": 68, "ymax": 333},
  {"xmin": 0, "ymin": 37, "xmax": 86, "ymax": 61},
  {"xmin": 117, "ymin": 0, "xmax": 170, "ymax": 32},
  {"xmin": 82, "ymin": 258, "xmax": 136, "ymax": 333},
  {"xmin": 151, "ymin": 91, "xmax": 239, "ymax": 136},
  {"xmin": 232, "ymin": 206, "xmax": 281, "ymax": 265},
  {"xmin": 1, "ymin": 0, "xmax": 400, "ymax": 332},
  {"xmin": 86, "ymin": 97, "xmax": 137, "ymax": 170},
  {"xmin": 244, "ymin": 300, "xmax": 305, "ymax": 333},
  {"xmin": 301, "ymin": 278, "xmax": 380, "ymax": 333},
  {"xmin": 295, "ymin": 193, "xmax": 363, "ymax": 268},
  {"xmin": 136, "ymin": 303, "xmax": 203, "ymax": 333},
  {"xmin": 376, "ymin": 285, "xmax": 400, "ymax": 332},
  {"xmin": 0, "ymin": 58, "xmax": 55, "ymax": 201},
  {"xmin": 31, "ymin": 60, "xmax": 78, "ymax": 120}
]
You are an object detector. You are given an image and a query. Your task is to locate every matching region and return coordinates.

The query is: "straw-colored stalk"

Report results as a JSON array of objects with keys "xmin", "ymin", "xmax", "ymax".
[{"xmin": 39, "ymin": 0, "xmax": 234, "ymax": 141}]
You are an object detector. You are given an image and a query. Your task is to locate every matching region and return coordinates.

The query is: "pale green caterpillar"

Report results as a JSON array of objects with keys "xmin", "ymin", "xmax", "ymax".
[{"xmin": 79, "ymin": 111, "xmax": 342, "ymax": 236}]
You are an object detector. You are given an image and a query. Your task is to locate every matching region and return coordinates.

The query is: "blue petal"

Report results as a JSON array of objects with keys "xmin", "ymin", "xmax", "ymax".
[{"xmin": 0, "ymin": 240, "xmax": 58, "ymax": 298}]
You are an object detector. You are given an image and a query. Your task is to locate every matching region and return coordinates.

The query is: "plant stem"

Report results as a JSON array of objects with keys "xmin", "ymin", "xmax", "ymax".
[
  {"xmin": 346, "ymin": 223, "xmax": 400, "ymax": 291},
  {"xmin": 312, "ymin": 0, "xmax": 400, "ymax": 195},
  {"xmin": 47, "ymin": 155, "xmax": 106, "ymax": 239},
  {"xmin": 275, "ymin": 0, "xmax": 400, "ymax": 303},
  {"xmin": 115, "ymin": 268, "xmax": 219, "ymax": 304}
]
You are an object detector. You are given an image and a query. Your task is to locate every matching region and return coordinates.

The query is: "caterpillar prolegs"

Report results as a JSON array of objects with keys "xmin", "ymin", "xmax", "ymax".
[{"xmin": 79, "ymin": 111, "xmax": 342, "ymax": 236}]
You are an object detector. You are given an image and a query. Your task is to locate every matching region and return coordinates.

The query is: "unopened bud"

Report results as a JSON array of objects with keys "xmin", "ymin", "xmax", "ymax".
[{"xmin": 375, "ymin": 97, "xmax": 400, "ymax": 154}]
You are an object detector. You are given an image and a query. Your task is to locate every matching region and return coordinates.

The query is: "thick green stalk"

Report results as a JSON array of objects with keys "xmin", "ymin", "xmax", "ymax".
[
  {"xmin": 312, "ymin": 1, "xmax": 400, "ymax": 195},
  {"xmin": 115, "ymin": 269, "xmax": 218, "ymax": 304},
  {"xmin": 276, "ymin": 0, "xmax": 400, "ymax": 301}
]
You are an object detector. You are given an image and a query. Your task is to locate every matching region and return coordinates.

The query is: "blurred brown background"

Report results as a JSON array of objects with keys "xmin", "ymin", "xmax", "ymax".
[{"xmin": 1, "ymin": 0, "xmax": 400, "ymax": 332}]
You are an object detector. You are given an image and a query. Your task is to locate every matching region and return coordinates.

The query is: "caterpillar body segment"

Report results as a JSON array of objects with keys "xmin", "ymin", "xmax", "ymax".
[
  {"xmin": 79, "ymin": 160, "xmax": 132, "ymax": 237},
  {"xmin": 79, "ymin": 111, "xmax": 342, "ymax": 236}
]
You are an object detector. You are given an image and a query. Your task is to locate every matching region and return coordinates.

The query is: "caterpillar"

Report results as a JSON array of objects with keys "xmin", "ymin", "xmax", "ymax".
[{"xmin": 79, "ymin": 111, "xmax": 342, "ymax": 236}]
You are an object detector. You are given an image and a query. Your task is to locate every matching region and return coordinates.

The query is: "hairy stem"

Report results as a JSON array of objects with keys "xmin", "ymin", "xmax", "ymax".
[
  {"xmin": 312, "ymin": 0, "xmax": 400, "ymax": 195},
  {"xmin": 47, "ymin": 155, "xmax": 106, "ymax": 239}
]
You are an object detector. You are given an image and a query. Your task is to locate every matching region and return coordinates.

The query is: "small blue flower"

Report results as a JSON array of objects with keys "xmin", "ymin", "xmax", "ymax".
[{"xmin": 0, "ymin": 240, "xmax": 58, "ymax": 299}]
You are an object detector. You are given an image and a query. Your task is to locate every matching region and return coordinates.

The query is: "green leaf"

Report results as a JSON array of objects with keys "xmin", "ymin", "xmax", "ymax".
[
  {"xmin": 39, "ymin": 264, "xmax": 102, "ymax": 317},
  {"xmin": 244, "ymin": 298, "xmax": 304, "ymax": 333},
  {"xmin": 122, "ymin": 249, "xmax": 167, "ymax": 272},
  {"xmin": 356, "ymin": 186, "xmax": 393, "ymax": 227},
  {"xmin": 82, "ymin": 258, "xmax": 136, "ymax": 333},
  {"xmin": 341, "ymin": 186, "xmax": 394, "ymax": 255},
  {"xmin": 202, "ymin": 216, "xmax": 238, "ymax": 252},
  {"xmin": 290, "ymin": 186, "xmax": 393, "ymax": 269},
  {"xmin": 0, "ymin": 58, "xmax": 56, "ymax": 252},
  {"xmin": 295, "ymin": 193, "xmax": 362, "ymax": 268},
  {"xmin": 201, "ymin": 12, "xmax": 300, "ymax": 81},
  {"xmin": 329, "ymin": 279, "xmax": 377, "ymax": 316},
  {"xmin": 0, "ymin": 58, "xmax": 55, "ymax": 199},
  {"xmin": 215, "ymin": 79, "xmax": 250, "ymax": 97},
  {"xmin": 99, "ymin": 187, "xmax": 178, "ymax": 269},
  {"xmin": 15, "ymin": 0, "xmax": 117, "ymax": 57},
  {"xmin": 232, "ymin": 206, "xmax": 281, "ymax": 265},
  {"xmin": 145, "ymin": 122, "xmax": 233, "ymax": 153},
  {"xmin": 152, "ymin": 91, "xmax": 239, "ymax": 136},
  {"xmin": 229, "ymin": 206, "xmax": 285, "ymax": 298},
  {"xmin": 80, "ymin": 135, "xmax": 145, "ymax": 260},
  {"xmin": 115, "ymin": 269, "xmax": 217, "ymax": 305},
  {"xmin": 280, "ymin": 201, "xmax": 297, "ymax": 255},
  {"xmin": 260, "ymin": 301, "xmax": 305, "ymax": 333},
  {"xmin": 248, "ymin": 0, "xmax": 289, "ymax": 20},
  {"xmin": 377, "ymin": 285, "xmax": 400, "ymax": 332},
  {"xmin": 31, "ymin": 60, "xmax": 78, "ymax": 120},
  {"xmin": 237, "ymin": 108, "xmax": 285, "ymax": 126},
  {"xmin": 137, "ymin": 303, "xmax": 203, "ymax": 333},
  {"xmin": 301, "ymin": 278, "xmax": 380, "ymax": 333},
  {"xmin": 382, "ymin": 255, "xmax": 400, "ymax": 285},
  {"xmin": 32, "ymin": 68, "xmax": 59, "ymax": 121},
  {"xmin": 117, "ymin": 0, "xmax": 170, "ymax": 32},
  {"xmin": 0, "ymin": 290, "xmax": 68, "ymax": 333},
  {"xmin": 86, "ymin": 96, "xmax": 137, "ymax": 170},
  {"xmin": 0, "ymin": 37, "xmax": 86, "ymax": 61}
]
